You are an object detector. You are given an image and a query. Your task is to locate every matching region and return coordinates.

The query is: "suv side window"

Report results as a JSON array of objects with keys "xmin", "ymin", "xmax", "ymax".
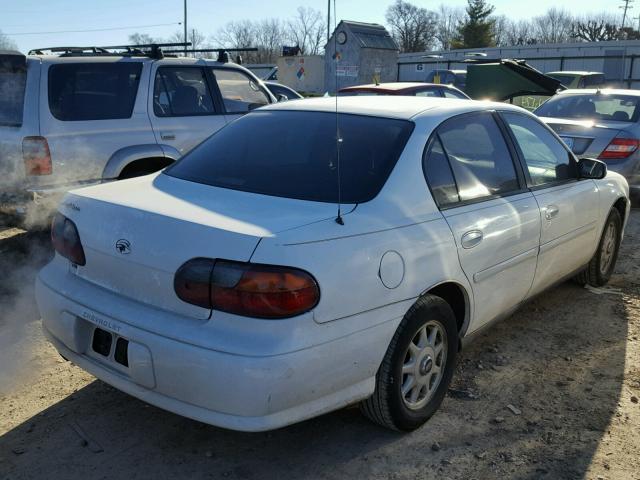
[
  {"xmin": 153, "ymin": 67, "xmax": 215, "ymax": 117},
  {"xmin": 48, "ymin": 63, "xmax": 142, "ymax": 121},
  {"xmin": 501, "ymin": 112, "xmax": 576, "ymax": 186},
  {"xmin": 435, "ymin": 112, "xmax": 520, "ymax": 202},
  {"xmin": 212, "ymin": 69, "xmax": 270, "ymax": 113}
]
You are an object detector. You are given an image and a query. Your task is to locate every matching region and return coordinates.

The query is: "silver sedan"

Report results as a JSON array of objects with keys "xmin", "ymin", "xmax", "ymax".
[{"xmin": 536, "ymin": 89, "xmax": 640, "ymax": 199}]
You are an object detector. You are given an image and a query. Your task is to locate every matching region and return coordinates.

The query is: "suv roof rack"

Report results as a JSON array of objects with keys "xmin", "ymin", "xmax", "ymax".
[
  {"xmin": 28, "ymin": 42, "xmax": 192, "ymax": 60},
  {"xmin": 162, "ymin": 47, "xmax": 258, "ymax": 63}
]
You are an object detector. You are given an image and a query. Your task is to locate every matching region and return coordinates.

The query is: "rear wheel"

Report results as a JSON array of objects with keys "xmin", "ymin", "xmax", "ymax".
[
  {"xmin": 360, "ymin": 295, "xmax": 458, "ymax": 431},
  {"xmin": 574, "ymin": 208, "xmax": 622, "ymax": 287}
]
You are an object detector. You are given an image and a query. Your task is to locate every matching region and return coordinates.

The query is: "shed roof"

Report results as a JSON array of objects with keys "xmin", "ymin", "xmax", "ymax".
[{"xmin": 339, "ymin": 21, "xmax": 398, "ymax": 50}]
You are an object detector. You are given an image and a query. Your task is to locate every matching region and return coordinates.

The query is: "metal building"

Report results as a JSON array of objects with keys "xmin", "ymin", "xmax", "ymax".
[
  {"xmin": 325, "ymin": 20, "xmax": 398, "ymax": 93},
  {"xmin": 398, "ymin": 40, "xmax": 640, "ymax": 88}
]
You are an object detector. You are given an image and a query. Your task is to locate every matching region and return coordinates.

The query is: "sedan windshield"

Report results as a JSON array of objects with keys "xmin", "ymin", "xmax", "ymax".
[
  {"xmin": 165, "ymin": 110, "xmax": 414, "ymax": 203},
  {"xmin": 535, "ymin": 93, "xmax": 640, "ymax": 122}
]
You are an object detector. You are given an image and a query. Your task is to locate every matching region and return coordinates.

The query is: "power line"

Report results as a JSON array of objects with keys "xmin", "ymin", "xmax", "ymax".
[{"xmin": 3, "ymin": 22, "xmax": 182, "ymax": 36}]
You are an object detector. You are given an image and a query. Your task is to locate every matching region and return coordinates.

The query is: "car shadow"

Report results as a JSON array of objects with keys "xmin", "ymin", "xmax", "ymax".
[{"xmin": 0, "ymin": 217, "xmax": 636, "ymax": 480}]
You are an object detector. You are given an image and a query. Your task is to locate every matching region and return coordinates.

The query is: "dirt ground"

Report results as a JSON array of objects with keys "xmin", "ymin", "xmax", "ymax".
[{"xmin": 0, "ymin": 212, "xmax": 639, "ymax": 480}]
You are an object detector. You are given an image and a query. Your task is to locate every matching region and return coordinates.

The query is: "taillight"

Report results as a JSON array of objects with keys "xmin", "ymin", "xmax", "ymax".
[
  {"xmin": 598, "ymin": 138, "xmax": 639, "ymax": 160},
  {"xmin": 51, "ymin": 212, "xmax": 86, "ymax": 266},
  {"xmin": 22, "ymin": 136, "xmax": 52, "ymax": 175},
  {"xmin": 174, "ymin": 259, "xmax": 320, "ymax": 319}
]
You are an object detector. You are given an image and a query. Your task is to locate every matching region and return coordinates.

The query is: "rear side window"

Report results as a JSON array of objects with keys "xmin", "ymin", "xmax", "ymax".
[
  {"xmin": 0, "ymin": 64, "xmax": 26, "ymax": 126},
  {"xmin": 436, "ymin": 113, "xmax": 519, "ymax": 202},
  {"xmin": 502, "ymin": 112, "xmax": 576, "ymax": 186},
  {"xmin": 165, "ymin": 111, "xmax": 414, "ymax": 203},
  {"xmin": 415, "ymin": 89, "xmax": 439, "ymax": 97},
  {"xmin": 212, "ymin": 69, "xmax": 270, "ymax": 113},
  {"xmin": 153, "ymin": 67, "xmax": 215, "ymax": 117},
  {"xmin": 48, "ymin": 63, "xmax": 142, "ymax": 121},
  {"xmin": 443, "ymin": 89, "xmax": 467, "ymax": 99},
  {"xmin": 423, "ymin": 137, "xmax": 459, "ymax": 206}
]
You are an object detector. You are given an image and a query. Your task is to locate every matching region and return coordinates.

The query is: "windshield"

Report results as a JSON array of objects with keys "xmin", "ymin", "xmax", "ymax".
[
  {"xmin": 165, "ymin": 110, "xmax": 414, "ymax": 203},
  {"xmin": 535, "ymin": 93, "xmax": 640, "ymax": 122}
]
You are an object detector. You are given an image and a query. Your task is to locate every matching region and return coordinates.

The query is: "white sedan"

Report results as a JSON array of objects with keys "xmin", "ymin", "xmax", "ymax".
[{"xmin": 36, "ymin": 97, "xmax": 629, "ymax": 432}]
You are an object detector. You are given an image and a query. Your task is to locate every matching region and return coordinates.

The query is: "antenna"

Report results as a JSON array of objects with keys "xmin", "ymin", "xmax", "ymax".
[{"xmin": 333, "ymin": 0, "xmax": 344, "ymax": 226}]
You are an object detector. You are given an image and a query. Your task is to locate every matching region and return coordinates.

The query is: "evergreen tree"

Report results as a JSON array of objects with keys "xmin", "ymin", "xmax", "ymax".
[{"xmin": 453, "ymin": 0, "xmax": 495, "ymax": 49}]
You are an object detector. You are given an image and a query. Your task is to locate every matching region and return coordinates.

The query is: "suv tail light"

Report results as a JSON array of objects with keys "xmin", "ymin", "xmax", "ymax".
[
  {"xmin": 598, "ymin": 137, "xmax": 639, "ymax": 160},
  {"xmin": 51, "ymin": 212, "xmax": 86, "ymax": 266},
  {"xmin": 174, "ymin": 259, "xmax": 320, "ymax": 319},
  {"xmin": 22, "ymin": 136, "xmax": 52, "ymax": 175}
]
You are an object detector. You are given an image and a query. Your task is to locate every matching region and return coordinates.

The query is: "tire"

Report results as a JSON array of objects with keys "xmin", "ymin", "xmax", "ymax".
[
  {"xmin": 574, "ymin": 208, "xmax": 622, "ymax": 287},
  {"xmin": 360, "ymin": 294, "xmax": 458, "ymax": 431}
]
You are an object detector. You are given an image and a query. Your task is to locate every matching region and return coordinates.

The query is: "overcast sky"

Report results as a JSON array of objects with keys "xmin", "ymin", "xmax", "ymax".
[{"xmin": 2, "ymin": 0, "xmax": 629, "ymax": 53}]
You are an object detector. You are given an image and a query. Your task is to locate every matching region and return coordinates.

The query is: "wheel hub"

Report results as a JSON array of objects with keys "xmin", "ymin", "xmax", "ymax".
[{"xmin": 419, "ymin": 355, "xmax": 433, "ymax": 375}]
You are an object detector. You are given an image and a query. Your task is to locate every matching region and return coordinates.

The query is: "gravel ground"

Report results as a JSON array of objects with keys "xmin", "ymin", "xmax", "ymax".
[{"xmin": 0, "ymin": 212, "xmax": 639, "ymax": 480}]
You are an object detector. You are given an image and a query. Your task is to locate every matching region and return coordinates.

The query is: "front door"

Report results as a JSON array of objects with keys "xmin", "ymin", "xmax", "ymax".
[
  {"xmin": 498, "ymin": 111, "xmax": 599, "ymax": 297},
  {"xmin": 423, "ymin": 112, "xmax": 541, "ymax": 331},
  {"xmin": 149, "ymin": 65, "xmax": 227, "ymax": 156}
]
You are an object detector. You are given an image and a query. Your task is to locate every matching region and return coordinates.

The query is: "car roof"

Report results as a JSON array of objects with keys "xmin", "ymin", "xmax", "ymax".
[
  {"xmin": 556, "ymin": 88, "xmax": 640, "ymax": 96},
  {"xmin": 546, "ymin": 71, "xmax": 604, "ymax": 76},
  {"xmin": 340, "ymin": 82, "xmax": 448, "ymax": 92},
  {"xmin": 260, "ymin": 96, "xmax": 521, "ymax": 120}
]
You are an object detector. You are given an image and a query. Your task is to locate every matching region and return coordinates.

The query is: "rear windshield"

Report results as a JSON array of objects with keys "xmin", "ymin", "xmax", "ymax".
[
  {"xmin": 0, "ymin": 68, "xmax": 26, "ymax": 126},
  {"xmin": 535, "ymin": 93, "xmax": 640, "ymax": 123},
  {"xmin": 165, "ymin": 110, "xmax": 414, "ymax": 203},
  {"xmin": 48, "ymin": 62, "xmax": 142, "ymax": 121}
]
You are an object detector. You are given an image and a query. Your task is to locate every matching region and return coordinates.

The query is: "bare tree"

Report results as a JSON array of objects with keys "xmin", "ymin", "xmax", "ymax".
[
  {"xmin": 570, "ymin": 18, "xmax": 620, "ymax": 42},
  {"xmin": 532, "ymin": 8, "xmax": 573, "ymax": 44},
  {"xmin": 168, "ymin": 29, "xmax": 208, "ymax": 50},
  {"xmin": 127, "ymin": 33, "xmax": 158, "ymax": 45},
  {"xmin": 214, "ymin": 20, "xmax": 257, "ymax": 50},
  {"xmin": 286, "ymin": 7, "xmax": 324, "ymax": 55},
  {"xmin": 0, "ymin": 30, "xmax": 18, "ymax": 50},
  {"xmin": 435, "ymin": 4, "xmax": 464, "ymax": 50},
  {"xmin": 254, "ymin": 19, "xmax": 285, "ymax": 62},
  {"xmin": 386, "ymin": 0, "xmax": 438, "ymax": 53}
]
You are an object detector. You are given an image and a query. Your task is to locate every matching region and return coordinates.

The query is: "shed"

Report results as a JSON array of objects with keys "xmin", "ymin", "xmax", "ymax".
[{"xmin": 324, "ymin": 21, "xmax": 398, "ymax": 93}]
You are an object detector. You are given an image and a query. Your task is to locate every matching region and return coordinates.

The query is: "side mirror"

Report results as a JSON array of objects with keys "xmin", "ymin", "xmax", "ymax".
[
  {"xmin": 578, "ymin": 158, "xmax": 607, "ymax": 180},
  {"xmin": 276, "ymin": 93, "xmax": 289, "ymax": 102}
]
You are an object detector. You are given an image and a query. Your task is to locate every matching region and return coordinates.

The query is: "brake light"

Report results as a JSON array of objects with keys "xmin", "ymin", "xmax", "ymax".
[
  {"xmin": 174, "ymin": 259, "xmax": 320, "ymax": 319},
  {"xmin": 22, "ymin": 136, "xmax": 52, "ymax": 175},
  {"xmin": 51, "ymin": 212, "xmax": 86, "ymax": 266},
  {"xmin": 598, "ymin": 138, "xmax": 639, "ymax": 160}
]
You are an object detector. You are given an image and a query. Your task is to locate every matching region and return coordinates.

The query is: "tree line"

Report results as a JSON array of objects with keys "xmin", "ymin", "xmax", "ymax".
[
  {"xmin": 1, "ymin": 0, "xmax": 638, "ymax": 59},
  {"xmin": 387, "ymin": 0, "xmax": 640, "ymax": 53}
]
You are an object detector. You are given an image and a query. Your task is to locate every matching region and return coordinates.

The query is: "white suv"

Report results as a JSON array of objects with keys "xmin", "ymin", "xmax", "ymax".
[{"xmin": 0, "ymin": 46, "xmax": 276, "ymax": 222}]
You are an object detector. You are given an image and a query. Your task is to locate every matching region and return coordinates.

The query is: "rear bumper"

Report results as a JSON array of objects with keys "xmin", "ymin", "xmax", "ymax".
[{"xmin": 35, "ymin": 262, "xmax": 398, "ymax": 431}]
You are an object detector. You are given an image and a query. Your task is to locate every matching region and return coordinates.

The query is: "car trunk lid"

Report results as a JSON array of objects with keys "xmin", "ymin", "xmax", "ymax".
[
  {"xmin": 539, "ymin": 116, "xmax": 630, "ymax": 157},
  {"xmin": 60, "ymin": 173, "xmax": 346, "ymax": 320}
]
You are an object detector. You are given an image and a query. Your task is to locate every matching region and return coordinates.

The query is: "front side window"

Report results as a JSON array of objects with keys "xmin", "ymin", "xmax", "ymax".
[
  {"xmin": 435, "ymin": 113, "xmax": 520, "ymax": 202},
  {"xmin": 535, "ymin": 93, "xmax": 640, "ymax": 122},
  {"xmin": 502, "ymin": 112, "xmax": 576, "ymax": 186},
  {"xmin": 415, "ymin": 89, "xmax": 439, "ymax": 97},
  {"xmin": 49, "ymin": 63, "xmax": 142, "ymax": 121},
  {"xmin": 153, "ymin": 67, "xmax": 215, "ymax": 117},
  {"xmin": 212, "ymin": 69, "xmax": 270, "ymax": 113},
  {"xmin": 165, "ymin": 111, "xmax": 414, "ymax": 203},
  {"xmin": 442, "ymin": 89, "xmax": 467, "ymax": 99}
]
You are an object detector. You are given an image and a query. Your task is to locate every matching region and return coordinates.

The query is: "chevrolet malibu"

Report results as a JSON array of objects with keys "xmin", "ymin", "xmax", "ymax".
[{"xmin": 36, "ymin": 97, "xmax": 629, "ymax": 432}]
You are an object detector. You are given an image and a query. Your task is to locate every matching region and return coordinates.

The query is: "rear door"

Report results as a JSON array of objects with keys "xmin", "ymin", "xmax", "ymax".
[
  {"xmin": 499, "ymin": 111, "xmax": 599, "ymax": 297},
  {"xmin": 149, "ymin": 64, "xmax": 227, "ymax": 156},
  {"xmin": 424, "ymin": 111, "xmax": 541, "ymax": 331}
]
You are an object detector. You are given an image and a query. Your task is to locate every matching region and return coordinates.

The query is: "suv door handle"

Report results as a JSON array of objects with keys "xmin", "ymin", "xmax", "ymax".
[
  {"xmin": 545, "ymin": 205, "xmax": 560, "ymax": 220},
  {"xmin": 461, "ymin": 230, "xmax": 483, "ymax": 249},
  {"xmin": 160, "ymin": 132, "xmax": 175, "ymax": 141}
]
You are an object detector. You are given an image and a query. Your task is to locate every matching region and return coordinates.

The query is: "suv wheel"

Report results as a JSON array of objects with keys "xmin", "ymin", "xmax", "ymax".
[
  {"xmin": 360, "ymin": 294, "xmax": 458, "ymax": 431},
  {"xmin": 574, "ymin": 208, "xmax": 622, "ymax": 287}
]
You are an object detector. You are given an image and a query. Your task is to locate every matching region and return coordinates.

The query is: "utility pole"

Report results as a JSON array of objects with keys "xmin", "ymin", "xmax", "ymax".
[
  {"xmin": 621, "ymin": 0, "xmax": 634, "ymax": 30},
  {"xmin": 327, "ymin": 0, "xmax": 331, "ymax": 42},
  {"xmin": 183, "ymin": 0, "xmax": 188, "ymax": 56}
]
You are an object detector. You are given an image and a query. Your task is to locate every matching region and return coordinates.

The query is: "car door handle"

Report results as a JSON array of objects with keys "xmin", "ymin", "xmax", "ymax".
[
  {"xmin": 545, "ymin": 205, "xmax": 560, "ymax": 220},
  {"xmin": 160, "ymin": 132, "xmax": 175, "ymax": 141},
  {"xmin": 461, "ymin": 230, "xmax": 483, "ymax": 249}
]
